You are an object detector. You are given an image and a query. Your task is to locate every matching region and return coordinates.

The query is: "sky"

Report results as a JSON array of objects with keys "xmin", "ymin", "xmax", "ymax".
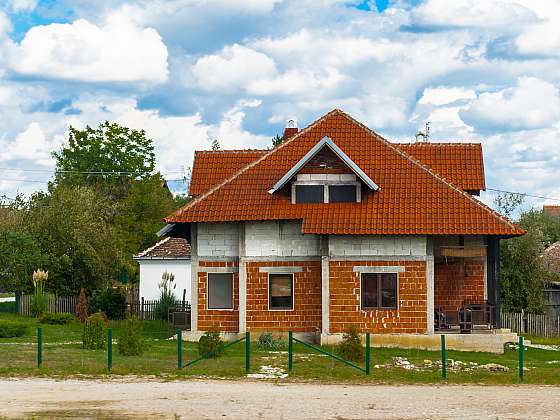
[{"xmin": 0, "ymin": 0, "xmax": 559, "ymax": 210}]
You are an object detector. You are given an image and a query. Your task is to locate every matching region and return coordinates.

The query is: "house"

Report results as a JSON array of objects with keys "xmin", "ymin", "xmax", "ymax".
[
  {"xmin": 134, "ymin": 237, "xmax": 192, "ymax": 301},
  {"xmin": 162, "ymin": 109, "xmax": 523, "ymax": 351},
  {"xmin": 543, "ymin": 205, "xmax": 560, "ymax": 318}
]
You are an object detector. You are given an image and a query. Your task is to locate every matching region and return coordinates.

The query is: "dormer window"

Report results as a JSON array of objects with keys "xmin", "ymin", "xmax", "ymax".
[{"xmin": 292, "ymin": 174, "xmax": 360, "ymax": 203}]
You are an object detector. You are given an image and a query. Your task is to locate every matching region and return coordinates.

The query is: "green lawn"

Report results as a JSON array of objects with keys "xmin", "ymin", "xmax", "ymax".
[{"xmin": 1, "ymin": 313, "xmax": 559, "ymax": 384}]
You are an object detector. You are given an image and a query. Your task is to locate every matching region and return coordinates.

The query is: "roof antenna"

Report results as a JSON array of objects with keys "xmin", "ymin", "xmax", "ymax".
[
  {"xmin": 414, "ymin": 121, "xmax": 431, "ymax": 143},
  {"xmin": 425, "ymin": 121, "xmax": 431, "ymax": 141}
]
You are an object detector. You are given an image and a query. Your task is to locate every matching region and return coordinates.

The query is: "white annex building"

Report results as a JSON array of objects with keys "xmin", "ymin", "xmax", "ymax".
[{"xmin": 134, "ymin": 237, "xmax": 192, "ymax": 301}]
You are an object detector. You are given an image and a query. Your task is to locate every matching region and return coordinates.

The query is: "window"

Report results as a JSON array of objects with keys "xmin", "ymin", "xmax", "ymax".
[
  {"xmin": 295, "ymin": 185, "xmax": 324, "ymax": 203},
  {"xmin": 361, "ymin": 273, "xmax": 397, "ymax": 310},
  {"xmin": 269, "ymin": 274, "xmax": 294, "ymax": 310},
  {"xmin": 329, "ymin": 185, "xmax": 357, "ymax": 203},
  {"xmin": 207, "ymin": 273, "xmax": 233, "ymax": 309}
]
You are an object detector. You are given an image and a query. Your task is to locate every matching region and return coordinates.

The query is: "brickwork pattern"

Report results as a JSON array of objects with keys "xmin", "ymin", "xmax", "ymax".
[
  {"xmin": 246, "ymin": 261, "xmax": 322, "ymax": 332},
  {"xmin": 197, "ymin": 261, "xmax": 239, "ymax": 332},
  {"xmin": 329, "ymin": 260, "xmax": 428, "ymax": 334},
  {"xmin": 434, "ymin": 259, "xmax": 485, "ymax": 312}
]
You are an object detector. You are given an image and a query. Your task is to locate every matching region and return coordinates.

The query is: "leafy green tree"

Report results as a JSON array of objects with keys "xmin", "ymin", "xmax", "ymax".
[
  {"xmin": 52, "ymin": 122, "xmax": 155, "ymax": 197},
  {"xmin": 25, "ymin": 186, "xmax": 125, "ymax": 295}
]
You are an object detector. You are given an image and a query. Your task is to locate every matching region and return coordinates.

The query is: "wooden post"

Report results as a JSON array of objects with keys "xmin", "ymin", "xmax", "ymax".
[{"xmin": 141, "ymin": 297, "xmax": 145, "ymax": 321}]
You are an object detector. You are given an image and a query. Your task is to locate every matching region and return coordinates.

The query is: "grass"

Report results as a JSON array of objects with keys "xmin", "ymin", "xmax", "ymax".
[
  {"xmin": 1, "ymin": 313, "xmax": 559, "ymax": 384},
  {"xmin": 522, "ymin": 334, "xmax": 560, "ymax": 346},
  {"xmin": 0, "ymin": 293, "xmax": 14, "ymax": 298}
]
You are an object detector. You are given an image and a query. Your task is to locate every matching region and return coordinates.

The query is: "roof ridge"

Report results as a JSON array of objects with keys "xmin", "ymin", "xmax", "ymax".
[
  {"xmin": 395, "ymin": 142, "xmax": 482, "ymax": 147},
  {"xmin": 335, "ymin": 109, "xmax": 521, "ymax": 234},
  {"xmin": 136, "ymin": 236, "xmax": 170, "ymax": 257},
  {"xmin": 195, "ymin": 149, "xmax": 268, "ymax": 154},
  {"xmin": 169, "ymin": 109, "xmax": 342, "ymax": 220}
]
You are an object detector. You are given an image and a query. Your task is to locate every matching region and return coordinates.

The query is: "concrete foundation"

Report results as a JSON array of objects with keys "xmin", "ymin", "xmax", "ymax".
[{"xmin": 320, "ymin": 330, "xmax": 519, "ymax": 354}]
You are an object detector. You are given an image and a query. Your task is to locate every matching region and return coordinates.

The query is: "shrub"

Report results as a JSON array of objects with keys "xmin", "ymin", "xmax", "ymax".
[
  {"xmin": 117, "ymin": 316, "xmax": 144, "ymax": 356},
  {"xmin": 0, "ymin": 321, "xmax": 28, "ymax": 338},
  {"xmin": 31, "ymin": 269, "xmax": 49, "ymax": 317},
  {"xmin": 198, "ymin": 329, "xmax": 223, "ymax": 359},
  {"xmin": 89, "ymin": 287, "xmax": 126, "ymax": 320},
  {"xmin": 39, "ymin": 312, "xmax": 75, "ymax": 325},
  {"xmin": 75, "ymin": 288, "xmax": 89, "ymax": 322},
  {"xmin": 0, "ymin": 301, "xmax": 15, "ymax": 313},
  {"xmin": 256, "ymin": 332, "xmax": 286, "ymax": 351},
  {"xmin": 82, "ymin": 312, "xmax": 108, "ymax": 350},
  {"xmin": 336, "ymin": 326, "xmax": 364, "ymax": 362},
  {"xmin": 154, "ymin": 271, "xmax": 177, "ymax": 321}
]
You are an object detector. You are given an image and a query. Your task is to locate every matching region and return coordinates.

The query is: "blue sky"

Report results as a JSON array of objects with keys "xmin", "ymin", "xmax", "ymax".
[{"xmin": 0, "ymin": 0, "xmax": 559, "ymax": 210}]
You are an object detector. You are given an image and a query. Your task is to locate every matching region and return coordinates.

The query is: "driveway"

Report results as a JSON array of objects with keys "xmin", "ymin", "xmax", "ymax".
[{"xmin": 1, "ymin": 378, "xmax": 558, "ymax": 419}]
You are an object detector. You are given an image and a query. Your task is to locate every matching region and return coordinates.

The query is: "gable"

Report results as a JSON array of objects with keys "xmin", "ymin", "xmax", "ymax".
[{"xmin": 169, "ymin": 109, "xmax": 523, "ymax": 236}]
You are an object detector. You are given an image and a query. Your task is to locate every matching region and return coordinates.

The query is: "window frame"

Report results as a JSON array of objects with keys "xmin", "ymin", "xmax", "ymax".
[
  {"xmin": 360, "ymin": 272, "xmax": 399, "ymax": 310},
  {"xmin": 206, "ymin": 272, "xmax": 234, "ymax": 311},
  {"xmin": 292, "ymin": 181, "xmax": 360, "ymax": 204},
  {"xmin": 267, "ymin": 273, "xmax": 295, "ymax": 311}
]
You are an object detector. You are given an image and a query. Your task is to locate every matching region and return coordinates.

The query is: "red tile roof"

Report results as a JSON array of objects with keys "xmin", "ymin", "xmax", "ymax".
[
  {"xmin": 135, "ymin": 237, "xmax": 191, "ymax": 259},
  {"xmin": 168, "ymin": 109, "xmax": 523, "ymax": 236}
]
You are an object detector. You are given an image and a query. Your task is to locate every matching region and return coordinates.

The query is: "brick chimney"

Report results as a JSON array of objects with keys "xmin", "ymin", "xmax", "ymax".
[{"xmin": 283, "ymin": 118, "xmax": 298, "ymax": 140}]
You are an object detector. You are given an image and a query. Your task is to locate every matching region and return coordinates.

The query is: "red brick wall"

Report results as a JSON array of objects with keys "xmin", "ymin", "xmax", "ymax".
[
  {"xmin": 434, "ymin": 259, "xmax": 485, "ymax": 312},
  {"xmin": 329, "ymin": 260, "xmax": 428, "ymax": 334},
  {"xmin": 246, "ymin": 261, "xmax": 322, "ymax": 333},
  {"xmin": 198, "ymin": 261, "xmax": 239, "ymax": 332}
]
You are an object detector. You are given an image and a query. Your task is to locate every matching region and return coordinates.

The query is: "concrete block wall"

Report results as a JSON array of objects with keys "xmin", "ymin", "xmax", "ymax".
[
  {"xmin": 329, "ymin": 235, "xmax": 427, "ymax": 257},
  {"xmin": 197, "ymin": 223, "xmax": 239, "ymax": 257},
  {"xmin": 245, "ymin": 221, "xmax": 321, "ymax": 257}
]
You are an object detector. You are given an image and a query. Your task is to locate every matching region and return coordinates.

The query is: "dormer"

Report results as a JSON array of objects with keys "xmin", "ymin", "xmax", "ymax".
[{"xmin": 268, "ymin": 136, "xmax": 378, "ymax": 204}]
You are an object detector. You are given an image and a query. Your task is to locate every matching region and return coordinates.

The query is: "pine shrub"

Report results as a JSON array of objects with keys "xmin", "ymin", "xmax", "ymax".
[
  {"xmin": 198, "ymin": 329, "xmax": 223, "ymax": 359},
  {"xmin": 82, "ymin": 312, "xmax": 108, "ymax": 350},
  {"xmin": 117, "ymin": 316, "xmax": 144, "ymax": 356},
  {"xmin": 336, "ymin": 326, "xmax": 364, "ymax": 362}
]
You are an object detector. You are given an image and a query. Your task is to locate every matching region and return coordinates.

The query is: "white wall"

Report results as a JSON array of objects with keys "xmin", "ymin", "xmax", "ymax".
[
  {"xmin": 197, "ymin": 222, "xmax": 239, "ymax": 257},
  {"xmin": 138, "ymin": 260, "xmax": 191, "ymax": 301},
  {"xmin": 245, "ymin": 221, "xmax": 321, "ymax": 257},
  {"xmin": 329, "ymin": 235, "xmax": 427, "ymax": 257}
]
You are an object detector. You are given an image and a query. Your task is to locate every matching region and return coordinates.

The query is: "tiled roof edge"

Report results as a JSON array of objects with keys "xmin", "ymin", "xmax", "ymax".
[{"xmin": 135, "ymin": 237, "xmax": 171, "ymax": 258}]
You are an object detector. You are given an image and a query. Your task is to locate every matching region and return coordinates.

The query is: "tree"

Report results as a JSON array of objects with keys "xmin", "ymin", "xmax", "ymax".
[
  {"xmin": 52, "ymin": 122, "xmax": 155, "ymax": 197},
  {"xmin": 493, "ymin": 192, "xmax": 525, "ymax": 218},
  {"xmin": 25, "ymin": 186, "xmax": 125, "ymax": 295}
]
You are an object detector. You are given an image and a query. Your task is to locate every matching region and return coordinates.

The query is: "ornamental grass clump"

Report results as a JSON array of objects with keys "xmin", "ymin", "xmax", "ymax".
[
  {"xmin": 30, "ymin": 269, "xmax": 49, "ymax": 317},
  {"xmin": 82, "ymin": 312, "xmax": 108, "ymax": 350},
  {"xmin": 117, "ymin": 316, "xmax": 144, "ymax": 356},
  {"xmin": 336, "ymin": 325, "xmax": 364, "ymax": 362},
  {"xmin": 155, "ymin": 271, "xmax": 177, "ymax": 321}
]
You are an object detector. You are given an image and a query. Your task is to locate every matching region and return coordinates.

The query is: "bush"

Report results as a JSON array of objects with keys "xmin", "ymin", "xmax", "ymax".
[
  {"xmin": 154, "ymin": 271, "xmax": 177, "ymax": 321},
  {"xmin": 117, "ymin": 316, "xmax": 144, "ymax": 356},
  {"xmin": 336, "ymin": 326, "xmax": 364, "ymax": 362},
  {"xmin": 256, "ymin": 332, "xmax": 286, "ymax": 351},
  {"xmin": 198, "ymin": 329, "xmax": 223, "ymax": 359},
  {"xmin": 39, "ymin": 312, "xmax": 75, "ymax": 325},
  {"xmin": 88, "ymin": 287, "xmax": 126, "ymax": 320},
  {"xmin": 0, "ymin": 321, "xmax": 28, "ymax": 338},
  {"xmin": 82, "ymin": 312, "xmax": 108, "ymax": 350}
]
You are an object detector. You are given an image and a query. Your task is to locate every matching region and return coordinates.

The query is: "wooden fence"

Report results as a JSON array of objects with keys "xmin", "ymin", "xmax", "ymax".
[
  {"xmin": 127, "ymin": 298, "xmax": 191, "ymax": 321},
  {"xmin": 18, "ymin": 294, "xmax": 79, "ymax": 316},
  {"xmin": 501, "ymin": 310, "xmax": 560, "ymax": 337}
]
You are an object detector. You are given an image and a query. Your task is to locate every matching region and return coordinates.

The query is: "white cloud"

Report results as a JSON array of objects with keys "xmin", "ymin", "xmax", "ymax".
[
  {"xmin": 5, "ymin": 0, "xmax": 38, "ymax": 13},
  {"xmin": 247, "ymin": 68, "xmax": 344, "ymax": 96},
  {"xmin": 514, "ymin": 1, "xmax": 560, "ymax": 57},
  {"xmin": 418, "ymin": 87, "xmax": 476, "ymax": 106},
  {"xmin": 460, "ymin": 77, "xmax": 560, "ymax": 132},
  {"xmin": 0, "ymin": 122, "xmax": 56, "ymax": 166},
  {"xmin": 411, "ymin": 0, "xmax": 536, "ymax": 29},
  {"xmin": 192, "ymin": 44, "xmax": 277, "ymax": 92},
  {"xmin": 8, "ymin": 13, "xmax": 168, "ymax": 83}
]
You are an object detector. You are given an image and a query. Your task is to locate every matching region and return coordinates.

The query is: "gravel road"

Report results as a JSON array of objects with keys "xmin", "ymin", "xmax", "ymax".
[{"xmin": 1, "ymin": 378, "xmax": 558, "ymax": 419}]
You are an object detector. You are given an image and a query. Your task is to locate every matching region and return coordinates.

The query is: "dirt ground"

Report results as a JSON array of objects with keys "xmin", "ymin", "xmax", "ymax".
[{"xmin": 1, "ymin": 378, "xmax": 559, "ymax": 419}]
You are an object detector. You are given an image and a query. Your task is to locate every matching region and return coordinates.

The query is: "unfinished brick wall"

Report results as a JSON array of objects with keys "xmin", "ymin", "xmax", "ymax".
[
  {"xmin": 434, "ymin": 259, "xmax": 485, "ymax": 312},
  {"xmin": 198, "ymin": 261, "xmax": 239, "ymax": 332},
  {"xmin": 329, "ymin": 260, "xmax": 428, "ymax": 334},
  {"xmin": 246, "ymin": 260, "xmax": 322, "ymax": 332}
]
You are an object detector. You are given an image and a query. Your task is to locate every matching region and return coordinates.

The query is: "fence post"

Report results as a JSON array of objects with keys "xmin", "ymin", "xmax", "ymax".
[
  {"xmin": 177, "ymin": 329, "xmax": 182, "ymax": 369},
  {"xmin": 365, "ymin": 333, "xmax": 370, "ymax": 375},
  {"xmin": 141, "ymin": 297, "xmax": 145, "ymax": 321},
  {"xmin": 441, "ymin": 334, "xmax": 446, "ymax": 383},
  {"xmin": 37, "ymin": 327, "xmax": 43, "ymax": 368},
  {"xmin": 245, "ymin": 331, "xmax": 251, "ymax": 373},
  {"xmin": 108, "ymin": 328, "xmax": 113, "ymax": 372},
  {"xmin": 518, "ymin": 336, "xmax": 524, "ymax": 383},
  {"xmin": 15, "ymin": 292, "xmax": 20, "ymax": 314},
  {"xmin": 288, "ymin": 331, "xmax": 293, "ymax": 372}
]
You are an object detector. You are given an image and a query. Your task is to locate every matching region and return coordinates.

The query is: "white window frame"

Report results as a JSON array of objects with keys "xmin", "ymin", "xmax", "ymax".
[
  {"xmin": 206, "ymin": 272, "xmax": 234, "ymax": 311},
  {"xmin": 359, "ymin": 272, "xmax": 399, "ymax": 311},
  {"xmin": 267, "ymin": 273, "xmax": 295, "ymax": 311}
]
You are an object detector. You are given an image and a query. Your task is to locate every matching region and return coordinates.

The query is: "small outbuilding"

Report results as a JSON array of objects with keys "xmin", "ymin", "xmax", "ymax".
[{"xmin": 134, "ymin": 237, "xmax": 192, "ymax": 301}]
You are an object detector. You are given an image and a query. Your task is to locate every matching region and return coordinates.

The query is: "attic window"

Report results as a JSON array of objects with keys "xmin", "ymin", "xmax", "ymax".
[
  {"xmin": 295, "ymin": 185, "xmax": 324, "ymax": 203},
  {"xmin": 293, "ymin": 176, "xmax": 360, "ymax": 204},
  {"xmin": 329, "ymin": 185, "xmax": 357, "ymax": 203}
]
